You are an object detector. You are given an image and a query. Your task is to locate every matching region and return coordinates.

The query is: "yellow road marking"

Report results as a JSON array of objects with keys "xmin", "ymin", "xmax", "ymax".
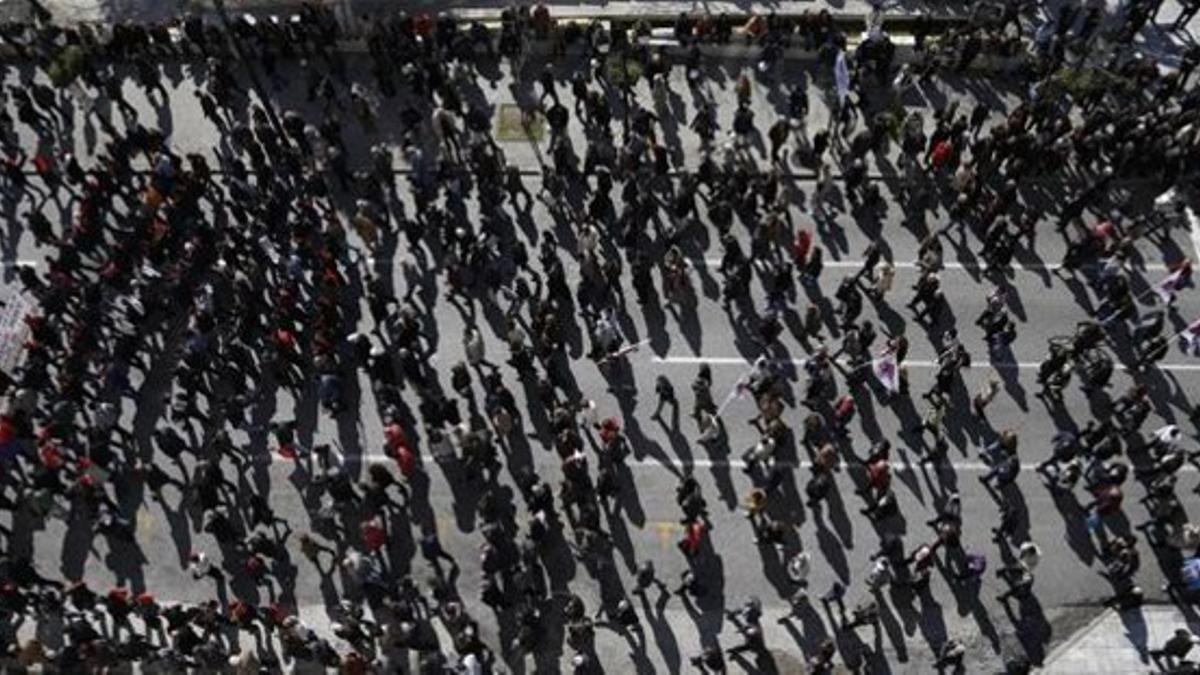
[
  {"xmin": 136, "ymin": 507, "xmax": 155, "ymax": 538},
  {"xmin": 653, "ymin": 521, "xmax": 682, "ymax": 550}
]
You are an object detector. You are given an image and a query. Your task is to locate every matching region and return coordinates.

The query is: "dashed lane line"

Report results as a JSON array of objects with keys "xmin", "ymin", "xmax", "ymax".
[
  {"xmin": 651, "ymin": 355, "xmax": 1200, "ymax": 372},
  {"xmin": 708, "ymin": 259, "xmax": 1170, "ymax": 272},
  {"xmin": 0, "ymin": 257, "xmax": 1174, "ymax": 273},
  {"xmin": 627, "ymin": 457, "xmax": 1200, "ymax": 473},
  {"xmin": 264, "ymin": 453, "xmax": 1200, "ymax": 474}
]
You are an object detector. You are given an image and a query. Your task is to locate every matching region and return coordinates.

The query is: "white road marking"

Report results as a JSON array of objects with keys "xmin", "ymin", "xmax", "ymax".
[
  {"xmin": 2, "ymin": 253, "xmax": 1172, "ymax": 274},
  {"xmin": 697, "ymin": 258, "xmax": 1169, "ymax": 272},
  {"xmin": 628, "ymin": 457, "xmax": 1200, "ymax": 473},
  {"xmin": 651, "ymin": 355, "xmax": 1200, "ymax": 372},
  {"xmin": 270, "ymin": 453, "xmax": 1200, "ymax": 475}
]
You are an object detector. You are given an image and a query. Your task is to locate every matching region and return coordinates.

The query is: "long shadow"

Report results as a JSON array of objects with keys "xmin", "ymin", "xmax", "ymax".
[
  {"xmin": 1045, "ymin": 483, "xmax": 1098, "ymax": 565},
  {"xmin": 875, "ymin": 591, "xmax": 910, "ymax": 662},
  {"xmin": 1003, "ymin": 593, "xmax": 1053, "ymax": 667},
  {"xmin": 638, "ymin": 591, "xmax": 682, "ymax": 674},
  {"xmin": 813, "ymin": 507, "xmax": 852, "ymax": 583}
]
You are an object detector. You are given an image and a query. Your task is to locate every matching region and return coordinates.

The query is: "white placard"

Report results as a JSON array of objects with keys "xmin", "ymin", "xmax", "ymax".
[{"xmin": 0, "ymin": 294, "xmax": 33, "ymax": 373}]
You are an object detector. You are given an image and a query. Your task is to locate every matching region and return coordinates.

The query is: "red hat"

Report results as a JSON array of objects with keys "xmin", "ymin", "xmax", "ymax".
[{"xmin": 274, "ymin": 329, "xmax": 295, "ymax": 349}]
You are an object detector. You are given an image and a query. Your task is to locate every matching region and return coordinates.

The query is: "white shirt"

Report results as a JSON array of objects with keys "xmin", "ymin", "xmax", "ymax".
[
  {"xmin": 464, "ymin": 331, "xmax": 485, "ymax": 365},
  {"xmin": 190, "ymin": 553, "xmax": 211, "ymax": 578},
  {"xmin": 1155, "ymin": 425, "xmax": 1182, "ymax": 450},
  {"xmin": 787, "ymin": 552, "xmax": 810, "ymax": 582},
  {"xmin": 581, "ymin": 401, "xmax": 599, "ymax": 428},
  {"xmin": 698, "ymin": 412, "xmax": 720, "ymax": 442},
  {"xmin": 1018, "ymin": 542, "xmax": 1041, "ymax": 572}
]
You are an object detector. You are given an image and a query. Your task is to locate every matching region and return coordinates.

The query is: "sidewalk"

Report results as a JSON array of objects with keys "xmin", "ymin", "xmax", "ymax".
[
  {"xmin": 15, "ymin": 0, "xmax": 1200, "ymax": 30},
  {"xmin": 1042, "ymin": 605, "xmax": 1200, "ymax": 673},
  {"xmin": 26, "ymin": 0, "xmax": 971, "ymax": 24}
]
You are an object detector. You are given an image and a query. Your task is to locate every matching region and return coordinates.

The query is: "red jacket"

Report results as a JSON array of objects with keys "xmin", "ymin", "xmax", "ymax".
[
  {"xmin": 393, "ymin": 444, "xmax": 417, "ymax": 478},
  {"xmin": 834, "ymin": 395, "xmax": 856, "ymax": 422},
  {"xmin": 867, "ymin": 459, "xmax": 890, "ymax": 490},
  {"xmin": 930, "ymin": 140, "xmax": 953, "ymax": 170},
  {"xmin": 792, "ymin": 230, "xmax": 813, "ymax": 265},
  {"xmin": 681, "ymin": 520, "xmax": 706, "ymax": 554},
  {"xmin": 384, "ymin": 423, "xmax": 408, "ymax": 453},
  {"xmin": 362, "ymin": 521, "xmax": 386, "ymax": 551}
]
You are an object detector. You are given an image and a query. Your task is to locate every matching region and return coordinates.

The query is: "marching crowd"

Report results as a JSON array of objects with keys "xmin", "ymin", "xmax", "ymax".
[{"xmin": 0, "ymin": 0, "xmax": 1196, "ymax": 672}]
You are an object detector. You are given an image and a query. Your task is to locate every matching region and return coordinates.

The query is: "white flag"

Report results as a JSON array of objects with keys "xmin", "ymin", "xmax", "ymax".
[
  {"xmin": 873, "ymin": 351, "xmax": 901, "ymax": 393},
  {"xmin": 598, "ymin": 338, "xmax": 650, "ymax": 365},
  {"xmin": 1155, "ymin": 261, "xmax": 1192, "ymax": 303},
  {"xmin": 1155, "ymin": 187, "xmax": 1179, "ymax": 208},
  {"xmin": 1181, "ymin": 319, "xmax": 1200, "ymax": 357},
  {"xmin": 834, "ymin": 51, "xmax": 850, "ymax": 105},
  {"xmin": 0, "ymin": 293, "xmax": 33, "ymax": 373},
  {"xmin": 719, "ymin": 358, "xmax": 763, "ymax": 416}
]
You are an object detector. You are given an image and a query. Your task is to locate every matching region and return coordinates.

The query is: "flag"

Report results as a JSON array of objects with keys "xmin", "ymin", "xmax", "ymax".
[
  {"xmin": 1155, "ymin": 261, "xmax": 1192, "ymax": 303},
  {"xmin": 1182, "ymin": 557, "xmax": 1200, "ymax": 591},
  {"xmin": 0, "ymin": 293, "xmax": 33, "ymax": 374},
  {"xmin": 872, "ymin": 351, "xmax": 901, "ymax": 393},
  {"xmin": 719, "ymin": 375, "xmax": 751, "ymax": 417},
  {"xmin": 1155, "ymin": 187, "xmax": 1179, "ymax": 208},
  {"xmin": 1181, "ymin": 319, "xmax": 1200, "ymax": 357},
  {"xmin": 598, "ymin": 338, "xmax": 650, "ymax": 365},
  {"xmin": 0, "ymin": 416, "xmax": 16, "ymax": 461},
  {"xmin": 718, "ymin": 358, "xmax": 762, "ymax": 416},
  {"xmin": 834, "ymin": 51, "xmax": 850, "ymax": 104}
]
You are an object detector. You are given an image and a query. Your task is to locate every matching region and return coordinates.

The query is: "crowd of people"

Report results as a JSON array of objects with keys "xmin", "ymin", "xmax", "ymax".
[{"xmin": 0, "ymin": 0, "xmax": 1195, "ymax": 672}]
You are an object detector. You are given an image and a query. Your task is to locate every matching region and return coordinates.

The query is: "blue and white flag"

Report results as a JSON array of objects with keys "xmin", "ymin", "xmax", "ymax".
[
  {"xmin": 834, "ymin": 51, "xmax": 850, "ymax": 104},
  {"xmin": 872, "ymin": 350, "xmax": 901, "ymax": 393}
]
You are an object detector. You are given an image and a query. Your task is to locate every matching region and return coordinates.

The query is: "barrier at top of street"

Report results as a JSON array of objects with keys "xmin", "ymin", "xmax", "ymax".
[
  {"xmin": 22, "ymin": 2, "xmax": 1024, "ymax": 72},
  {"xmin": 276, "ymin": 1, "xmax": 979, "ymax": 42},
  {"xmin": 209, "ymin": 0, "xmax": 982, "ymax": 28}
]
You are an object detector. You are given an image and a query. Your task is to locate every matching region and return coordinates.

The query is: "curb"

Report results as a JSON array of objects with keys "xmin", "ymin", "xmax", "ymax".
[{"xmin": 1039, "ymin": 607, "xmax": 1117, "ymax": 669}]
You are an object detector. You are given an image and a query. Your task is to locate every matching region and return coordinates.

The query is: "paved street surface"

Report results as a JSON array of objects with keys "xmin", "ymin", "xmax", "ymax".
[{"xmin": 0, "ymin": 3, "xmax": 1198, "ymax": 675}]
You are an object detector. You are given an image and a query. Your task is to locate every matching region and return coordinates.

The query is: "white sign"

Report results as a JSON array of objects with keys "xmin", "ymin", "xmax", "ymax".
[
  {"xmin": 0, "ymin": 294, "xmax": 33, "ymax": 373},
  {"xmin": 1182, "ymin": 319, "xmax": 1200, "ymax": 357},
  {"xmin": 873, "ymin": 350, "xmax": 901, "ymax": 393}
]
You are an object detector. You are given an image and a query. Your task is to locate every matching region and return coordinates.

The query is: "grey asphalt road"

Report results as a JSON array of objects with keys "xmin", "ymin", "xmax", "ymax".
[{"xmin": 1, "ymin": 43, "xmax": 1199, "ymax": 674}]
